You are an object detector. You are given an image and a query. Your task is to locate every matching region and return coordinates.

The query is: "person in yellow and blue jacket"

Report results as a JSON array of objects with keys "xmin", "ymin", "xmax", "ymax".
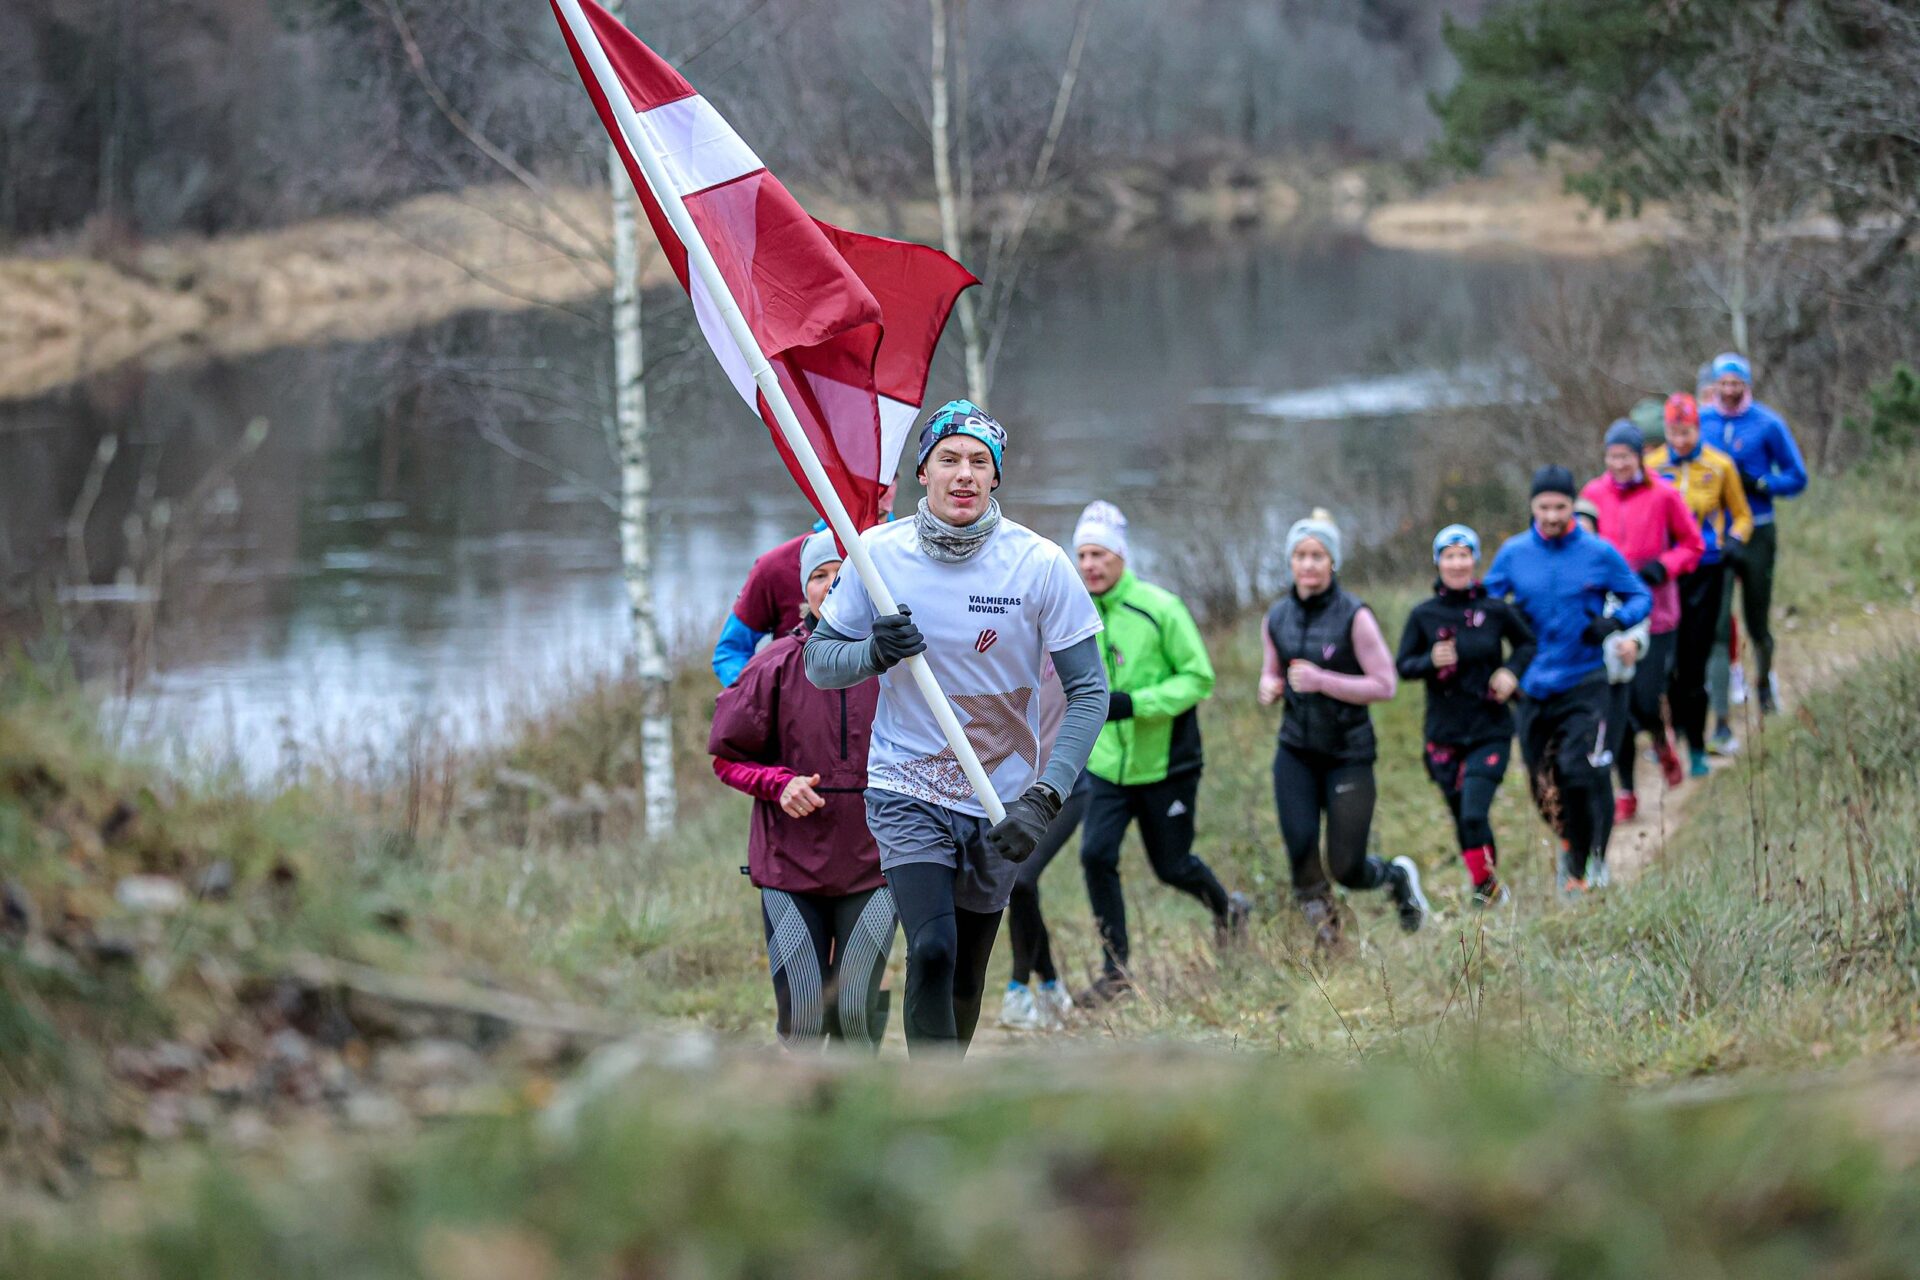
[{"xmin": 1646, "ymin": 394, "xmax": 1752, "ymax": 775}]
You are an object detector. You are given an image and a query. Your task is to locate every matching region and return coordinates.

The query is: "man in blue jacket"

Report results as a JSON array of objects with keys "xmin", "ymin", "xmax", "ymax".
[
  {"xmin": 1700, "ymin": 352, "xmax": 1807, "ymax": 722},
  {"xmin": 1485, "ymin": 466, "xmax": 1652, "ymax": 893}
]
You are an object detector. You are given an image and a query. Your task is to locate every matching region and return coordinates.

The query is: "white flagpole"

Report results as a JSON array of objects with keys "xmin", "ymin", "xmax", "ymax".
[{"xmin": 555, "ymin": 0, "xmax": 1006, "ymax": 823}]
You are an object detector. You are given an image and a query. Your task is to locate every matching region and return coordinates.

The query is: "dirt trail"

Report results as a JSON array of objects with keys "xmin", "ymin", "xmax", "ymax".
[{"xmin": 1610, "ymin": 604, "xmax": 1920, "ymax": 881}]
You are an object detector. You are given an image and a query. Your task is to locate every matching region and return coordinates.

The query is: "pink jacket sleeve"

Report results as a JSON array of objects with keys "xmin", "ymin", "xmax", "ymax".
[
  {"xmin": 1308, "ymin": 608, "xmax": 1399, "ymax": 705},
  {"xmin": 711, "ymin": 756, "xmax": 794, "ymax": 805},
  {"xmin": 1659, "ymin": 485, "xmax": 1705, "ymax": 580}
]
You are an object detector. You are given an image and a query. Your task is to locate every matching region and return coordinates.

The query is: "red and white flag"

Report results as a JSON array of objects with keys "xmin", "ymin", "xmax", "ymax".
[{"xmin": 551, "ymin": 0, "xmax": 978, "ymax": 531}]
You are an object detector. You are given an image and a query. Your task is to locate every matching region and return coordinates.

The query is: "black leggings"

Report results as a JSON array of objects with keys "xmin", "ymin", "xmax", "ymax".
[
  {"xmin": 1423, "ymin": 737, "xmax": 1510, "ymax": 854},
  {"xmin": 885, "ymin": 861, "xmax": 1003, "ymax": 1055},
  {"xmin": 1272, "ymin": 743, "xmax": 1387, "ymax": 901},
  {"xmin": 1672, "ymin": 564, "xmax": 1726, "ymax": 753},
  {"xmin": 1723, "ymin": 521, "xmax": 1779, "ymax": 701},
  {"xmin": 1517, "ymin": 679, "xmax": 1615, "ymax": 879},
  {"xmin": 1615, "ymin": 630, "xmax": 1676, "ymax": 794},
  {"xmin": 1005, "ymin": 777, "xmax": 1092, "ymax": 986},
  {"xmin": 760, "ymin": 886, "xmax": 897, "ymax": 1050},
  {"xmin": 1080, "ymin": 771, "xmax": 1230, "ymax": 977}
]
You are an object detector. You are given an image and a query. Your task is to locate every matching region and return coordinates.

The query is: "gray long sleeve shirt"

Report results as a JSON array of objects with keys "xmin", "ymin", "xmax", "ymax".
[{"xmin": 806, "ymin": 621, "xmax": 1107, "ymax": 804}]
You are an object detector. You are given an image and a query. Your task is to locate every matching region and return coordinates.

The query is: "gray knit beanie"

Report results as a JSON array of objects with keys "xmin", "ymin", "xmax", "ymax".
[
  {"xmin": 798, "ymin": 529, "xmax": 842, "ymax": 602},
  {"xmin": 1285, "ymin": 508, "xmax": 1342, "ymax": 571}
]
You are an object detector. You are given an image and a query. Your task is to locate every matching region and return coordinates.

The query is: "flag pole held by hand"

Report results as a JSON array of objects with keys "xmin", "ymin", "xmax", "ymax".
[{"xmin": 552, "ymin": 0, "xmax": 1005, "ymax": 822}]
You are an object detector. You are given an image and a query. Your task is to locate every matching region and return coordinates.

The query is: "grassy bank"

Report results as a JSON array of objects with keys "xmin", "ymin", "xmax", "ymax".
[{"xmin": 0, "ymin": 654, "xmax": 443, "ymax": 1182}]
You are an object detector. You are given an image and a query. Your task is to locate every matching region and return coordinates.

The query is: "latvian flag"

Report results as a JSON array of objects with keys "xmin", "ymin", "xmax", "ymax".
[{"xmin": 551, "ymin": 0, "xmax": 979, "ymax": 532}]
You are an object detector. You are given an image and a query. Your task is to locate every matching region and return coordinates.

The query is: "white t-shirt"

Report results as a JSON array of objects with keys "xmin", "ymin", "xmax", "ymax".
[{"xmin": 819, "ymin": 516, "xmax": 1102, "ymax": 818}]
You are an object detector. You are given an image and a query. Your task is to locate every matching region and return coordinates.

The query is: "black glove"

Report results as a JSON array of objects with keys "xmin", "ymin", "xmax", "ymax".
[
  {"xmin": 1104, "ymin": 691, "xmax": 1134, "ymax": 722},
  {"xmin": 1723, "ymin": 538, "xmax": 1747, "ymax": 566},
  {"xmin": 1741, "ymin": 471, "xmax": 1771, "ymax": 498},
  {"xmin": 985, "ymin": 784, "xmax": 1063, "ymax": 864},
  {"xmin": 1638, "ymin": 560, "xmax": 1669, "ymax": 587},
  {"xmin": 868, "ymin": 605, "xmax": 926, "ymax": 672},
  {"xmin": 1580, "ymin": 615, "xmax": 1625, "ymax": 647}
]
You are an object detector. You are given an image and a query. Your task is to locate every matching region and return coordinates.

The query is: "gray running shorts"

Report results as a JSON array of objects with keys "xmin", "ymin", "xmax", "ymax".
[{"xmin": 863, "ymin": 788, "xmax": 1015, "ymax": 914}]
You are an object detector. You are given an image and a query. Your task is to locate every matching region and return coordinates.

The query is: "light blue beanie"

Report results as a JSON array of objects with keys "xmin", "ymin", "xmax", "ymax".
[
  {"xmin": 1711, "ymin": 352, "xmax": 1752, "ymax": 384},
  {"xmin": 1431, "ymin": 523, "xmax": 1480, "ymax": 563}
]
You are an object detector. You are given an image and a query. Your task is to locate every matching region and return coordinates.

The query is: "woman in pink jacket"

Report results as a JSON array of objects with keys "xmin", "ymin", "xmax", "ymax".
[
  {"xmin": 1580, "ymin": 419, "xmax": 1705, "ymax": 820},
  {"xmin": 708, "ymin": 531, "xmax": 895, "ymax": 1050}
]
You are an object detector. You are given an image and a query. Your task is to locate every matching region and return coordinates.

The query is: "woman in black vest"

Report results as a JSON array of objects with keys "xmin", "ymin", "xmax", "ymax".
[
  {"xmin": 1260, "ymin": 510, "xmax": 1428, "ymax": 949},
  {"xmin": 1395, "ymin": 524, "xmax": 1535, "ymax": 907}
]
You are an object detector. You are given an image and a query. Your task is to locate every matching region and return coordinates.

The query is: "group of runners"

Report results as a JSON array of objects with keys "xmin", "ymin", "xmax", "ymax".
[{"xmin": 706, "ymin": 352, "xmax": 1807, "ymax": 1053}]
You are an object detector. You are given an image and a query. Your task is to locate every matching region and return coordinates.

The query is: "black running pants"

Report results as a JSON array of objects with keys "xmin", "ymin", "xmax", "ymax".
[
  {"xmin": 1616, "ymin": 629, "xmax": 1676, "ymax": 794},
  {"xmin": 1516, "ymin": 677, "xmax": 1615, "ymax": 879},
  {"xmin": 885, "ymin": 861, "xmax": 1003, "ymax": 1055},
  {"xmin": 1272, "ymin": 743, "xmax": 1387, "ymax": 901},
  {"xmin": 1672, "ymin": 564, "xmax": 1726, "ymax": 754},
  {"xmin": 1005, "ymin": 775, "xmax": 1092, "ymax": 986},
  {"xmin": 1079, "ymin": 771, "xmax": 1229, "ymax": 977}
]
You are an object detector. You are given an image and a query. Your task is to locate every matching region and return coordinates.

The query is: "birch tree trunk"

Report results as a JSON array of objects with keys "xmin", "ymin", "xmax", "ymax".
[{"xmin": 607, "ymin": 4, "xmax": 675, "ymax": 835}]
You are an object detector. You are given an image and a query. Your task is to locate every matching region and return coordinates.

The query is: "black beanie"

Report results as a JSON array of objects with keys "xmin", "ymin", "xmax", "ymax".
[{"xmin": 1530, "ymin": 465, "xmax": 1577, "ymax": 500}]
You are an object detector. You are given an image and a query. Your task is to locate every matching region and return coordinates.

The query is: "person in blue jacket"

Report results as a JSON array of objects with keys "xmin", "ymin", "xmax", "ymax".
[
  {"xmin": 712, "ymin": 526, "xmax": 818, "ymax": 687},
  {"xmin": 1484, "ymin": 466, "xmax": 1652, "ymax": 895},
  {"xmin": 1700, "ymin": 352, "xmax": 1807, "ymax": 723}
]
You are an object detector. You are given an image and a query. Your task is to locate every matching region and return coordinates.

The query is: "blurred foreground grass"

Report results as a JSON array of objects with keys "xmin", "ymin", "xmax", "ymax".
[{"xmin": 9, "ymin": 1053, "xmax": 1920, "ymax": 1278}]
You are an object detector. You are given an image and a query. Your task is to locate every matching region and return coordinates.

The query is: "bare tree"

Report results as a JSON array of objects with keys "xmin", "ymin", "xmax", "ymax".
[
  {"xmin": 929, "ymin": 0, "xmax": 1099, "ymax": 402},
  {"xmin": 371, "ymin": 0, "xmax": 690, "ymax": 834}
]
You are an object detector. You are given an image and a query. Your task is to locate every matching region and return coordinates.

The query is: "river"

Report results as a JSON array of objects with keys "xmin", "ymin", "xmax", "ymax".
[{"xmin": 0, "ymin": 232, "xmax": 1551, "ymax": 776}]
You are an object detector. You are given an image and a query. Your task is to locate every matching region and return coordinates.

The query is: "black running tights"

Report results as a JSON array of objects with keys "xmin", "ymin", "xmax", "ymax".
[
  {"xmin": 885, "ymin": 861, "xmax": 1003, "ymax": 1055},
  {"xmin": 1005, "ymin": 778, "xmax": 1092, "ymax": 986},
  {"xmin": 1272, "ymin": 743, "xmax": 1388, "ymax": 901}
]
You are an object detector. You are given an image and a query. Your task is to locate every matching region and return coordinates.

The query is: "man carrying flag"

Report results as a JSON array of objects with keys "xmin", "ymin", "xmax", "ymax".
[
  {"xmin": 806, "ymin": 403, "xmax": 1109, "ymax": 1054},
  {"xmin": 551, "ymin": 0, "xmax": 1037, "ymax": 1051}
]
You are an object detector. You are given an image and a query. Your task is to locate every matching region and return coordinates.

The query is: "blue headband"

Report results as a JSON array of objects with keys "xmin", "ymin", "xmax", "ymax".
[
  {"xmin": 1432, "ymin": 523, "xmax": 1480, "ymax": 563},
  {"xmin": 916, "ymin": 400, "xmax": 1005, "ymax": 476},
  {"xmin": 1711, "ymin": 352, "xmax": 1751, "ymax": 384}
]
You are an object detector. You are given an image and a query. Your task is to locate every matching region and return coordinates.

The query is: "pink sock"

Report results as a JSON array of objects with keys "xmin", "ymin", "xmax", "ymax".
[{"xmin": 1461, "ymin": 845, "xmax": 1494, "ymax": 885}]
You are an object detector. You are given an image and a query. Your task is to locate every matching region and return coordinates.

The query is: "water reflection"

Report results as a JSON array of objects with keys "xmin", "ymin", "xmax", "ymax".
[{"xmin": 0, "ymin": 235, "xmax": 1548, "ymax": 773}]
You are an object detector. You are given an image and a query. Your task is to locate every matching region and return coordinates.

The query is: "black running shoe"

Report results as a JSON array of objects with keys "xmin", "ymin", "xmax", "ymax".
[
  {"xmin": 1075, "ymin": 972, "xmax": 1133, "ymax": 1008},
  {"xmin": 1216, "ymin": 891, "xmax": 1254, "ymax": 945},
  {"xmin": 1300, "ymin": 895, "xmax": 1343, "ymax": 951}
]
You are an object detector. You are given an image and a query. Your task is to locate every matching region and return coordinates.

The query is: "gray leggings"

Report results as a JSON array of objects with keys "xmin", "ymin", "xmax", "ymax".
[{"xmin": 761, "ymin": 886, "xmax": 897, "ymax": 1050}]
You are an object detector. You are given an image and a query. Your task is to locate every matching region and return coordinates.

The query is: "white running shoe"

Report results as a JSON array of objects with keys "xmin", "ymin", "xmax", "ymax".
[
  {"xmin": 1388, "ymin": 856, "xmax": 1431, "ymax": 932},
  {"xmin": 1034, "ymin": 981, "xmax": 1075, "ymax": 1029},
  {"xmin": 997, "ymin": 983, "xmax": 1041, "ymax": 1030}
]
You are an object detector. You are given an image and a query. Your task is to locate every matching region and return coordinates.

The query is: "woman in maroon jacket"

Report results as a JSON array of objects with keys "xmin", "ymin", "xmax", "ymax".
[{"xmin": 708, "ymin": 530, "xmax": 896, "ymax": 1050}]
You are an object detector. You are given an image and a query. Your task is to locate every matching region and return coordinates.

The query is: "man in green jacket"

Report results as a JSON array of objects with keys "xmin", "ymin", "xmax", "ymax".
[{"xmin": 1071, "ymin": 502, "xmax": 1248, "ymax": 1005}]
